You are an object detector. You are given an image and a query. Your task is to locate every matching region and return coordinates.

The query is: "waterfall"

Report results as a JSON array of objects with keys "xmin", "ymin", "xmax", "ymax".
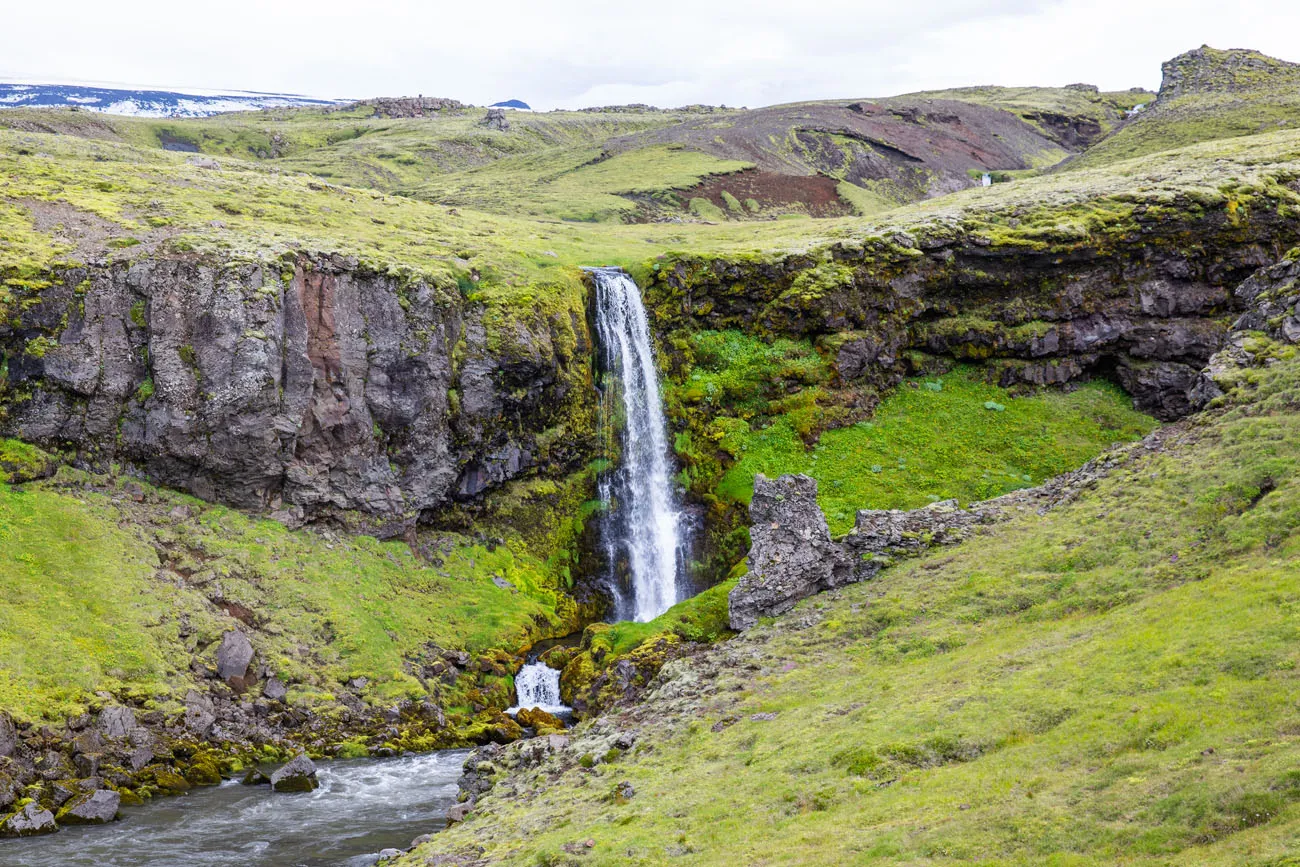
[
  {"xmin": 589, "ymin": 267, "xmax": 686, "ymax": 623},
  {"xmin": 507, "ymin": 662, "xmax": 569, "ymax": 715}
]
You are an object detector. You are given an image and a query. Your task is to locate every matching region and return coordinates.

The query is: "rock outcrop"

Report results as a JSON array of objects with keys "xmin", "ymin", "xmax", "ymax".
[
  {"xmin": 728, "ymin": 474, "xmax": 850, "ymax": 630},
  {"xmin": 728, "ymin": 432, "xmax": 1174, "ymax": 628},
  {"xmin": 481, "ymin": 108, "xmax": 509, "ymax": 131},
  {"xmin": 648, "ymin": 200, "xmax": 1298, "ymax": 421},
  {"xmin": 1193, "ymin": 250, "xmax": 1300, "ymax": 407},
  {"xmin": 1159, "ymin": 46, "xmax": 1300, "ymax": 101},
  {"xmin": 334, "ymin": 96, "xmax": 466, "ymax": 118},
  {"xmin": 0, "ymin": 254, "xmax": 596, "ymax": 536}
]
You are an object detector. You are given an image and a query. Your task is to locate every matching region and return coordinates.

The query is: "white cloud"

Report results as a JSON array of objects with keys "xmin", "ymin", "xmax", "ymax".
[{"xmin": 0, "ymin": 0, "xmax": 1296, "ymax": 110}]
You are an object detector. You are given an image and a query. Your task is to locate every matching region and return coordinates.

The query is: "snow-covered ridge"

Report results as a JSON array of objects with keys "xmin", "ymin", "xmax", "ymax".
[{"xmin": 0, "ymin": 82, "xmax": 339, "ymax": 117}]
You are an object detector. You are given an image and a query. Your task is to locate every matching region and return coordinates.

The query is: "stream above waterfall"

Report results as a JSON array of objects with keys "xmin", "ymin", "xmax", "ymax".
[{"xmin": 1, "ymin": 750, "xmax": 469, "ymax": 867}]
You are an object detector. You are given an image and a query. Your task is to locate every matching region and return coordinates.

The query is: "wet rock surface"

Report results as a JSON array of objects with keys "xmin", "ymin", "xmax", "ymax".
[
  {"xmin": 270, "ymin": 754, "xmax": 320, "ymax": 793},
  {"xmin": 56, "ymin": 789, "xmax": 121, "ymax": 825}
]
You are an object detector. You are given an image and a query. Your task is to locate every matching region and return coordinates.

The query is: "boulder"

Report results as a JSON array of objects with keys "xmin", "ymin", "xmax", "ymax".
[
  {"xmin": 128, "ymin": 745, "xmax": 155, "ymax": 772},
  {"xmin": 515, "ymin": 707, "xmax": 565, "ymax": 733},
  {"xmin": 216, "ymin": 630, "xmax": 255, "ymax": 684},
  {"xmin": 0, "ymin": 713, "xmax": 16, "ymax": 757},
  {"xmin": 263, "ymin": 677, "xmax": 288, "ymax": 702},
  {"xmin": 241, "ymin": 767, "xmax": 271, "ymax": 786},
  {"xmin": 2, "ymin": 802, "xmax": 58, "ymax": 837},
  {"xmin": 57, "ymin": 789, "xmax": 121, "ymax": 825},
  {"xmin": 183, "ymin": 691, "xmax": 218, "ymax": 737},
  {"xmin": 270, "ymin": 754, "xmax": 319, "ymax": 793},
  {"xmin": 728, "ymin": 474, "xmax": 850, "ymax": 630},
  {"xmin": 446, "ymin": 801, "xmax": 473, "ymax": 823},
  {"xmin": 481, "ymin": 108, "xmax": 510, "ymax": 131},
  {"xmin": 98, "ymin": 706, "xmax": 137, "ymax": 739}
]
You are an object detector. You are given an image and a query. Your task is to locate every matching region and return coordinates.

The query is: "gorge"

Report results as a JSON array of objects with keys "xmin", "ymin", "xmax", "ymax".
[{"xmin": 1, "ymin": 41, "xmax": 1299, "ymax": 866}]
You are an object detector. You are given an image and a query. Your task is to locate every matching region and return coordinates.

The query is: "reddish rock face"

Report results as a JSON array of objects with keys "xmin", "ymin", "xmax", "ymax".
[{"xmin": 0, "ymin": 254, "xmax": 597, "ymax": 536}]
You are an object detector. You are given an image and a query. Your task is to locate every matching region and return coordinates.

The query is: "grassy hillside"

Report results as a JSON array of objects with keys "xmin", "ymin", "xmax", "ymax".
[
  {"xmin": 6, "ymin": 111, "xmax": 1300, "ymax": 296},
  {"xmin": 412, "ymin": 348, "xmax": 1300, "ymax": 867},
  {"xmin": 1065, "ymin": 47, "xmax": 1300, "ymax": 171},
  {"xmin": 900, "ymin": 84, "xmax": 1153, "ymax": 147},
  {"xmin": 0, "ymin": 454, "xmax": 582, "ymax": 723},
  {"xmin": 705, "ymin": 363, "xmax": 1156, "ymax": 535}
]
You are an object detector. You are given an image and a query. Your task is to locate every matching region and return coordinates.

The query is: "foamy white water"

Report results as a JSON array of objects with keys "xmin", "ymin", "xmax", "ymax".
[
  {"xmin": 590, "ymin": 267, "xmax": 685, "ymax": 622},
  {"xmin": 506, "ymin": 662, "xmax": 570, "ymax": 716}
]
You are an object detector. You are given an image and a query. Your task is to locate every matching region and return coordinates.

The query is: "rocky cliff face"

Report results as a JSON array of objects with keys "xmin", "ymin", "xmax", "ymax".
[
  {"xmin": 1158, "ymin": 46, "xmax": 1300, "ymax": 101},
  {"xmin": 729, "ymin": 248, "xmax": 1300, "ymax": 627},
  {"xmin": 0, "ymin": 254, "xmax": 597, "ymax": 535},
  {"xmin": 647, "ymin": 202, "xmax": 1296, "ymax": 421}
]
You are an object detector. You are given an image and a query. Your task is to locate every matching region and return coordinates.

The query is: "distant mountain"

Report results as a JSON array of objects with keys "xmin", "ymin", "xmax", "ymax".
[
  {"xmin": 0, "ymin": 82, "xmax": 337, "ymax": 117},
  {"xmin": 491, "ymin": 99, "xmax": 531, "ymax": 110}
]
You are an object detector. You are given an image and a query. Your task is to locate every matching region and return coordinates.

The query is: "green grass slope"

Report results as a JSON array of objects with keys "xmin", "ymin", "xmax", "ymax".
[
  {"xmin": 0, "ymin": 459, "xmax": 577, "ymax": 722},
  {"xmin": 710, "ymin": 365, "xmax": 1156, "ymax": 534},
  {"xmin": 413, "ymin": 351, "xmax": 1300, "ymax": 866}
]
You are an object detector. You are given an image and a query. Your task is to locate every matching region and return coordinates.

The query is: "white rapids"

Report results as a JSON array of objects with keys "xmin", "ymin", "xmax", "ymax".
[
  {"xmin": 507, "ymin": 662, "xmax": 570, "ymax": 716},
  {"xmin": 590, "ymin": 267, "xmax": 687, "ymax": 622},
  {"xmin": 0, "ymin": 750, "xmax": 470, "ymax": 867}
]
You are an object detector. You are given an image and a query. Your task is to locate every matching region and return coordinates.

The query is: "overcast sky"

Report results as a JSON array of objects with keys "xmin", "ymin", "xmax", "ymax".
[{"xmin": 2, "ymin": 1, "xmax": 1296, "ymax": 110}]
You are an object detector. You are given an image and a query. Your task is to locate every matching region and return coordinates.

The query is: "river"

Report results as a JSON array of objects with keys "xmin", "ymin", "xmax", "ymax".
[{"xmin": 2, "ymin": 749, "xmax": 469, "ymax": 866}]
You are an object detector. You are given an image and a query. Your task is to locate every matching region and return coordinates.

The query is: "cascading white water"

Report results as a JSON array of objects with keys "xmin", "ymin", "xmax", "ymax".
[
  {"xmin": 590, "ymin": 267, "xmax": 685, "ymax": 622},
  {"xmin": 507, "ymin": 662, "xmax": 569, "ymax": 715}
]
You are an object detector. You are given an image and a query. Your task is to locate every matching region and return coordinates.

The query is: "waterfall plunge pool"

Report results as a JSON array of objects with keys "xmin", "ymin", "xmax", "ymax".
[{"xmin": 1, "ymin": 749, "xmax": 469, "ymax": 867}]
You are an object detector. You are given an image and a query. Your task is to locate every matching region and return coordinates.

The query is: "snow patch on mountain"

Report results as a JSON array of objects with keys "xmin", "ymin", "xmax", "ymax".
[{"xmin": 0, "ymin": 82, "xmax": 338, "ymax": 117}]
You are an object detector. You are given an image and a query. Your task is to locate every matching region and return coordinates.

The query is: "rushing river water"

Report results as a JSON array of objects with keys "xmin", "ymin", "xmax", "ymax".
[{"xmin": 2, "ymin": 750, "xmax": 469, "ymax": 867}]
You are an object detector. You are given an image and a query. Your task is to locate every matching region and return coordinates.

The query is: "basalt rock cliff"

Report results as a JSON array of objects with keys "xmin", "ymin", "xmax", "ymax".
[{"xmin": 0, "ymin": 254, "xmax": 597, "ymax": 536}]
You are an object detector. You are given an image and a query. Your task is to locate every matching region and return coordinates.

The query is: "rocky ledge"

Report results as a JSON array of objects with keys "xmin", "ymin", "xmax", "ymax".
[
  {"xmin": 0, "ymin": 253, "xmax": 596, "ymax": 537},
  {"xmin": 730, "ymin": 249, "xmax": 1300, "ymax": 627}
]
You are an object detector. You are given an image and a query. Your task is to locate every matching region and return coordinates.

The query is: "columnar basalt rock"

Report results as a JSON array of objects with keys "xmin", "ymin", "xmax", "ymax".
[
  {"xmin": 727, "ymin": 474, "xmax": 851, "ymax": 630},
  {"xmin": 0, "ymin": 255, "xmax": 597, "ymax": 536}
]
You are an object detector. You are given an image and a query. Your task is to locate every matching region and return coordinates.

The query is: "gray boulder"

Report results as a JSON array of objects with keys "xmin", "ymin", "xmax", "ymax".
[
  {"xmin": 0, "ymin": 713, "xmax": 16, "ymax": 757},
  {"xmin": 263, "ymin": 677, "xmax": 288, "ymax": 702},
  {"xmin": 216, "ymin": 630, "xmax": 255, "ymax": 683},
  {"xmin": 728, "ymin": 474, "xmax": 850, "ymax": 630},
  {"xmin": 2, "ymin": 802, "xmax": 58, "ymax": 837},
  {"xmin": 270, "ymin": 754, "xmax": 319, "ymax": 793},
  {"xmin": 57, "ymin": 790, "xmax": 121, "ymax": 825},
  {"xmin": 98, "ymin": 706, "xmax": 137, "ymax": 739},
  {"xmin": 481, "ymin": 108, "xmax": 510, "ymax": 131}
]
